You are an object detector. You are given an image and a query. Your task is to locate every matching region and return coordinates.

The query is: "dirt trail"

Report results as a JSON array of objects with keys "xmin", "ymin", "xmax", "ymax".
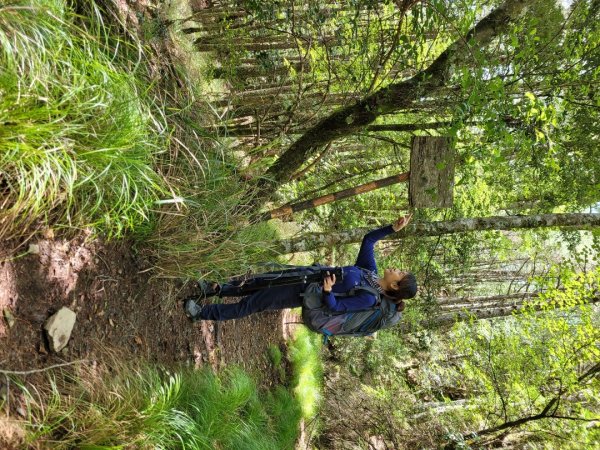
[
  {"xmin": 0, "ymin": 0, "xmax": 301, "ymax": 391},
  {"xmin": 0, "ymin": 234, "xmax": 298, "ymax": 382}
]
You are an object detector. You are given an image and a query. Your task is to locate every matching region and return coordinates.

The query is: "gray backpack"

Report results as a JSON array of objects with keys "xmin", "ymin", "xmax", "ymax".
[{"xmin": 301, "ymin": 283, "xmax": 402, "ymax": 338}]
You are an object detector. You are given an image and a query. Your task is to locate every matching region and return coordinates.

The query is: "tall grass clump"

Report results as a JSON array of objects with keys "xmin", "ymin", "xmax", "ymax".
[
  {"xmin": 0, "ymin": 0, "xmax": 170, "ymax": 240},
  {"xmin": 147, "ymin": 125, "xmax": 281, "ymax": 278},
  {"xmin": 18, "ymin": 360, "xmax": 302, "ymax": 449},
  {"xmin": 140, "ymin": 99, "xmax": 286, "ymax": 279}
]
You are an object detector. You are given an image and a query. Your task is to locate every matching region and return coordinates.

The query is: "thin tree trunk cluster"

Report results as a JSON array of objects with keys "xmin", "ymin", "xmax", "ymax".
[
  {"xmin": 433, "ymin": 294, "xmax": 599, "ymax": 326},
  {"xmin": 438, "ymin": 292, "xmax": 540, "ymax": 310},
  {"xmin": 186, "ymin": 0, "xmax": 428, "ymax": 146}
]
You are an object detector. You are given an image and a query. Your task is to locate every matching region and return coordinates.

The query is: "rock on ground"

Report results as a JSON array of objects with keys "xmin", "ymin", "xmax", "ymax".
[{"xmin": 44, "ymin": 307, "xmax": 76, "ymax": 353}]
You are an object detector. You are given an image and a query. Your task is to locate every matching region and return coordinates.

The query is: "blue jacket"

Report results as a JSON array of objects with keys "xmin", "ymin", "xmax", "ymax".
[{"xmin": 323, "ymin": 225, "xmax": 394, "ymax": 312}]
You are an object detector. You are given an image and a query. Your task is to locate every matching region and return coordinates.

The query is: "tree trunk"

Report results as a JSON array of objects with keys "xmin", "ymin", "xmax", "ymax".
[
  {"xmin": 282, "ymin": 120, "xmax": 456, "ymax": 137},
  {"xmin": 439, "ymin": 292, "xmax": 540, "ymax": 310},
  {"xmin": 263, "ymin": 172, "xmax": 409, "ymax": 220},
  {"xmin": 256, "ymin": 0, "xmax": 533, "ymax": 200},
  {"xmin": 434, "ymin": 296, "xmax": 599, "ymax": 326},
  {"xmin": 274, "ymin": 213, "xmax": 600, "ymax": 254},
  {"xmin": 411, "ymin": 399, "xmax": 473, "ymax": 420},
  {"xmin": 212, "ymin": 62, "xmax": 305, "ymax": 80},
  {"xmin": 365, "ymin": 121, "xmax": 454, "ymax": 132}
]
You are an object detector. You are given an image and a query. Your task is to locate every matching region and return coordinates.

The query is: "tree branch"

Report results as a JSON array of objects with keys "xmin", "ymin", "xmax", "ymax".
[
  {"xmin": 473, "ymin": 361, "xmax": 600, "ymax": 438},
  {"xmin": 0, "ymin": 360, "xmax": 87, "ymax": 375}
]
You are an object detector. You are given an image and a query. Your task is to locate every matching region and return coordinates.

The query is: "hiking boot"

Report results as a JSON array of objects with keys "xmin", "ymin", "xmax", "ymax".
[
  {"xmin": 183, "ymin": 297, "xmax": 204, "ymax": 322},
  {"xmin": 196, "ymin": 280, "xmax": 220, "ymax": 298}
]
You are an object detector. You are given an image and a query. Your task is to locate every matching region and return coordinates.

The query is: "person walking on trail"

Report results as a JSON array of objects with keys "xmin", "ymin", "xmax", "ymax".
[{"xmin": 183, "ymin": 214, "xmax": 417, "ymax": 326}]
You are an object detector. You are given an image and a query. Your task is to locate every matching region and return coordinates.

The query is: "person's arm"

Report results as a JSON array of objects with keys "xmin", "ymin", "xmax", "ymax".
[
  {"xmin": 355, "ymin": 214, "xmax": 413, "ymax": 271},
  {"xmin": 322, "ymin": 272, "xmax": 338, "ymax": 309},
  {"xmin": 355, "ymin": 225, "xmax": 394, "ymax": 271}
]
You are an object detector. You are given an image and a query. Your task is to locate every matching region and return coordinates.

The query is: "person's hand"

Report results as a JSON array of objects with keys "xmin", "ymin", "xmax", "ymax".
[
  {"xmin": 323, "ymin": 272, "xmax": 336, "ymax": 293},
  {"xmin": 392, "ymin": 213, "xmax": 413, "ymax": 232}
]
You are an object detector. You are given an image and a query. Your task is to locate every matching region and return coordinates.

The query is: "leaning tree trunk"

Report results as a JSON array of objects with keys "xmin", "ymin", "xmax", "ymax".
[
  {"xmin": 364, "ymin": 121, "xmax": 454, "ymax": 133},
  {"xmin": 404, "ymin": 296, "xmax": 600, "ymax": 332},
  {"xmin": 262, "ymin": 172, "xmax": 409, "ymax": 220},
  {"xmin": 274, "ymin": 213, "xmax": 600, "ymax": 254},
  {"xmin": 256, "ymin": 0, "xmax": 533, "ymax": 201}
]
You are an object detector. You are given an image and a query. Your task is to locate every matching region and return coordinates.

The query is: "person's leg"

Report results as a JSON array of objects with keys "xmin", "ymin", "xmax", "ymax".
[{"xmin": 198, "ymin": 283, "xmax": 304, "ymax": 321}]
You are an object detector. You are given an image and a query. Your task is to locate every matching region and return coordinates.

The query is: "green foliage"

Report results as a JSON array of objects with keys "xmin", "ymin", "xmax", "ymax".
[
  {"xmin": 273, "ymin": 0, "xmax": 599, "ymax": 241},
  {"xmin": 452, "ymin": 0, "xmax": 600, "ymax": 213},
  {"xmin": 442, "ymin": 266, "xmax": 600, "ymax": 446},
  {"xmin": 0, "ymin": 0, "xmax": 171, "ymax": 239},
  {"xmin": 18, "ymin": 362, "xmax": 302, "ymax": 449},
  {"xmin": 329, "ymin": 330, "xmax": 411, "ymax": 384}
]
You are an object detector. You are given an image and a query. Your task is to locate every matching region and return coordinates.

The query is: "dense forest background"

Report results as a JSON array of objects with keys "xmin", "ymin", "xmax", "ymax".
[{"xmin": 0, "ymin": 0, "xmax": 599, "ymax": 448}]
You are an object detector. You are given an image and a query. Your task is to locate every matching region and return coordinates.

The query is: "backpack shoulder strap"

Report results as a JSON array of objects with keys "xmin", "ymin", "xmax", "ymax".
[
  {"xmin": 332, "ymin": 285, "xmax": 382, "ymax": 309},
  {"xmin": 350, "ymin": 285, "xmax": 381, "ymax": 298},
  {"xmin": 332, "ymin": 284, "xmax": 380, "ymax": 298}
]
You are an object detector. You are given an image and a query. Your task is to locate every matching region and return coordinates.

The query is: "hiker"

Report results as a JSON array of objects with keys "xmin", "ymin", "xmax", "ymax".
[{"xmin": 183, "ymin": 214, "xmax": 417, "ymax": 328}]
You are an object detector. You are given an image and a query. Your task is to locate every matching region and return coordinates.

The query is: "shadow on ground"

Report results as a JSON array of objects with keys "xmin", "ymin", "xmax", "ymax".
[{"xmin": 0, "ymin": 233, "xmax": 298, "ymax": 383}]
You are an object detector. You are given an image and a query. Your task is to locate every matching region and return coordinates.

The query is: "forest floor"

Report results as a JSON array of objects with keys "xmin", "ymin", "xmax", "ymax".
[
  {"xmin": 0, "ymin": 0, "xmax": 301, "ymax": 408},
  {"xmin": 0, "ymin": 233, "xmax": 300, "ymax": 392}
]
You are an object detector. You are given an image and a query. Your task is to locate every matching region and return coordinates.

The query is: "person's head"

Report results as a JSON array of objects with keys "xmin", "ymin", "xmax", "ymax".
[{"xmin": 380, "ymin": 269, "xmax": 417, "ymax": 310}]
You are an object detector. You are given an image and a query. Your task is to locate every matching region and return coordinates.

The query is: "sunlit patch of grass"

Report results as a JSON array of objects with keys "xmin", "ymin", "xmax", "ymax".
[
  {"xmin": 0, "ymin": 0, "xmax": 171, "ymax": 240},
  {"xmin": 288, "ymin": 326, "xmax": 323, "ymax": 420},
  {"xmin": 18, "ymin": 360, "xmax": 302, "ymax": 449},
  {"xmin": 176, "ymin": 366, "xmax": 301, "ymax": 449}
]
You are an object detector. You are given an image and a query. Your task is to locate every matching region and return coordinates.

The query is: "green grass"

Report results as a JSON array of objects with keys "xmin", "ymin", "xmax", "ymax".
[
  {"xmin": 288, "ymin": 326, "xmax": 323, "ymax": 420},
  {"xmin": 0, "ymin": 0, "xmax": 282, "ymax": 278},
  {"xmin": 15, "ymin": 361, "xmax": 302, "ymax": 449},
  {"xmin": 268, "ymin": 344, "xmax": 286, "ymax": 382},
  {"xmin": 8, "ymin": 328, "xmax": 325, "ymax": 449},
  {"xmin": 147, "ymin": 144, "xmax": 281, "ymax": 278},
  {"xmin": 0, "ymin": 0, "xmax": 172, "ymax": 240},
  {"xmin": 268, "ymin": 344, "xmax": 283, "ymax": 367}
]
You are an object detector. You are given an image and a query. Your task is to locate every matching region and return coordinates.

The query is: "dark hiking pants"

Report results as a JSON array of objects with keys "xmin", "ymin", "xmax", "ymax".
[{"xmin": 198, "ymin": 283, "xmax": 305, "ymax": 321}]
